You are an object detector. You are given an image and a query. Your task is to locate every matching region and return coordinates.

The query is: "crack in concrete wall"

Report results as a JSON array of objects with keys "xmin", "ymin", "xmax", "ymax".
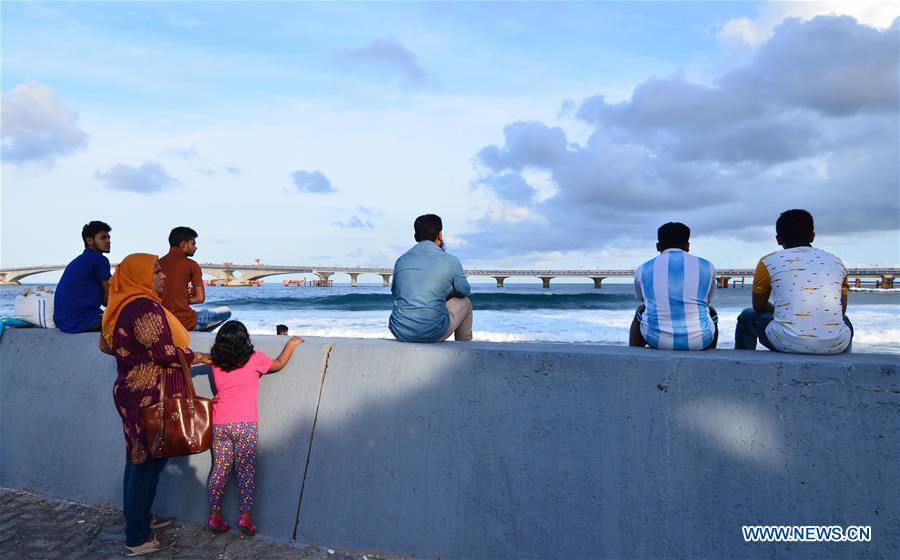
[{"xmin": 292, "ymin": 343, "xmax": 334, "ymax": 542}]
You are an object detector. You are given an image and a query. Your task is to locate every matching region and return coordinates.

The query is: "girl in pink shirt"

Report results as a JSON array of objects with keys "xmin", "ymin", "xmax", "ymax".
[{"xmin": 206, "ymin": 320, "xmax": 303, "ymax": 536}]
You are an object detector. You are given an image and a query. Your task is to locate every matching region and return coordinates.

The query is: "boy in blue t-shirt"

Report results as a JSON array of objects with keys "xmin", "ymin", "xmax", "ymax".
[{"xmin": 53, "ymin": 221, "xmax": 112, "ymax": 333}]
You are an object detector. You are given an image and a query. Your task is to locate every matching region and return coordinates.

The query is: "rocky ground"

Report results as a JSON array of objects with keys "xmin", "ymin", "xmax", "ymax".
[{"xmin": 0, "ymin": 487, "xmax": 410, "ymax": 560}]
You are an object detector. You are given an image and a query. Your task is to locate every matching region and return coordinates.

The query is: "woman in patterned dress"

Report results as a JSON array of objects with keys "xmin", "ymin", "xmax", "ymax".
[{"xmin": 101, "ymin": 253, "xmax": 210, "ymax": 557}]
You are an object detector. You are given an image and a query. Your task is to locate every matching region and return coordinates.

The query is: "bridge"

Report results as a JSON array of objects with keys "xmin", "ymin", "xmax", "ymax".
[{"xmin": 1, "ymin": 263, "xmax": 898, "ymax": 289}]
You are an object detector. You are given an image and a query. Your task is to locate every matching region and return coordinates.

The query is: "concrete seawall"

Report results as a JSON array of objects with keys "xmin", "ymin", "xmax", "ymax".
[{"xmin": 1, "ymin": 329, "xmax": 898, "ymax": 558}]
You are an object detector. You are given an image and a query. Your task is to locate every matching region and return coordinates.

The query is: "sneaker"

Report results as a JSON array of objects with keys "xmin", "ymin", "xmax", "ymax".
[
  {"xmin": 124, "ymin": 532, "xmax": 175, "ymax": 557},
  {"xmin": 149, "ymin": 514, "xmax": 174, "ymax": 530}
]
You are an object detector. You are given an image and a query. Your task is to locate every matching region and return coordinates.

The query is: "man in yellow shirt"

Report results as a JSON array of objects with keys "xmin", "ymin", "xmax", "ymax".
[{"xmin": 735, "ymin": 209, "xmax": 852, "ymax": 354}]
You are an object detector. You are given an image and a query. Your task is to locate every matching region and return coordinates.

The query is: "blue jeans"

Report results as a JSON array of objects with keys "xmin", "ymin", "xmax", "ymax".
[
  {"xmin": 735, "ymin": 308, "xmax": 853, "ymax": 352},
  {"xmin": 123, "ymin": 457, "xmax": 167, "ymax": 546},
  {"xmin": 194, "ymin": 307, "xmax": 232, "ymax": 331}
]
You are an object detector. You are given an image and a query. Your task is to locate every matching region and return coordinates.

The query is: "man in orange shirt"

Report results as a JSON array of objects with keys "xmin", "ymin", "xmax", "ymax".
[{"xmin": 159, "ymin": 226, "xmax": 231, "ymax": 331}]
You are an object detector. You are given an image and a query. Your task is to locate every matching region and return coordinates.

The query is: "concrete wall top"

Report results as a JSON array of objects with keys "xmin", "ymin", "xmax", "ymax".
[{"xmin": 292, "ymin": 334, "xmax": 899, "ymax": 362}]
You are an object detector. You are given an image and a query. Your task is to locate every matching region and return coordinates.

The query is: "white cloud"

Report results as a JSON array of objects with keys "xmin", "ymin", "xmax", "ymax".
[
  {"xmin": 289, "ymin": 169, "xmax": 337, "ymax": 193},
  {"xmin": 163, "ymin": 145, "xmax": 198, "ymax": 159},
  {"xmin": 1, "ymin": 81, "xmax": 88, "ymax": 163},
  {"xmin": 521, "ymin": 168, "xmax": 558, "ymax": 202},
  {"xmin": 334, "ymin": 214, "xmax": 374, "ymax": 229},
  {"xmin": 442, "ymin": 234, "xmax": 466, "ymax": 247},
  {"xmin": 95, "ymin": 161, "xmax": 178, "ymax": 193},
  {"xmin": 487, "ymin": 202, "xmax": 543, "ymax": 225},
  {"xmin": 718, "ymin": 0, "xmax": 899, "ymax": 48},
  {"xmin": 195, "ymin": 165, "xmax": 241, "ymax": 177},
  {"xmin": 717, "ymin": 17, "xmax": 771, "ymax": 48},
  {"xmin": 334, "ymin": 38, "xmax": 429, "ymax": 87},
  {"xmin": 782, "ymin": 1, "xmax": 899, "ymax": 29}
]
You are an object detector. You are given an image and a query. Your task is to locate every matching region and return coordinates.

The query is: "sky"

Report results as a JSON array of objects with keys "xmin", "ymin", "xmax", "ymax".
[{"xmin": 2, "ymin": 1, "xmax": 899, "ymax": 280}]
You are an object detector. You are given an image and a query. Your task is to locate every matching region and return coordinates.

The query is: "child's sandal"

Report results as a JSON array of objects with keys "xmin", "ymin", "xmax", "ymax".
[
  {"xmin": 238, "ymin": 516, "xmax": 257, "ymax": 537},
  {"xmin": 208, "ymin": 515, "xmax": 230, "ymax": 534}
]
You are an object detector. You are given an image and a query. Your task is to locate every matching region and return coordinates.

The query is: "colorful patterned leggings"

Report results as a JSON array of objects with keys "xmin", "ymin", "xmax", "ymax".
[{"xmin": 207, "ymin": 422, "xmax": 258, "ymax": 514}]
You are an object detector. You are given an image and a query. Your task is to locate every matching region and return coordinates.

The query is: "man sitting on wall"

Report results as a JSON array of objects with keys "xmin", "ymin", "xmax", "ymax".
[
  {"xmin": 630, "ymin": 222, "xmax": 718, "ymax": 350},
  {"xmin": 159, "ymin": 226, "xmax": 231, "ymax": 331},
  {"xmin": 735, "ymin": 209, "xmax": 852, "ymax": 354},
  {"xmin": 389, "ymin": 214, "xmax": 474, "ymax": 342},
  {"xmin": 54, "ymin": 221, "xmax": 113, "ymax": 333}
]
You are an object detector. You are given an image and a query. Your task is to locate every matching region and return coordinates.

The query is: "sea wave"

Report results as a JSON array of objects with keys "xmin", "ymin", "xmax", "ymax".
[{"xmin": 210, "ymin": 292, "xmax": 639, "ymax": 311}]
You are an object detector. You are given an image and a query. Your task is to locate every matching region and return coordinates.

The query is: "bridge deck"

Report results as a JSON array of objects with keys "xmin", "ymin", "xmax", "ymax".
[{"xmin": 1, "ymin": 263, "xmax": 898, "ymax": 285}]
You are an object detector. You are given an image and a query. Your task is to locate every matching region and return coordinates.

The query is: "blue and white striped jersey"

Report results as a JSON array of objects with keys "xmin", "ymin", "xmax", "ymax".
[{"xmin": 634, "ymin": 249, "xmax": 717, "ymax": 351}]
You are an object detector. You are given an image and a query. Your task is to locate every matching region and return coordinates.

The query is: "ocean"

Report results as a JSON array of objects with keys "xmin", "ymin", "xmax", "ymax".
[{"xmin": 4, "ymin": 282, "xmax": 898, "ymax": 354}]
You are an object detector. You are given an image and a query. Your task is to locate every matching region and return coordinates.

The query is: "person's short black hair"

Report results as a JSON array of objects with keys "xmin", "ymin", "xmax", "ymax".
[
  {"xmin": 276, "ymin": 324, "xmax": 288, "ymax": 335},
  {"xmin": 776, "ymin": 209, "xmax": 814, "ymax": 245},
  {"xmin": 414, "ymin": 214, "xmax": 442, "ymax": 242},
  {"xmin": 657, "ymin": 222, "xmax": 690, "ymax": 249},
  {"xmin": 210, "ymin": 321, "xmax": 255, "ymax": 372},
  {"xmin": 82, "ymin": 221, "xmax": 111, "ymax": 246},
  {"xmin": 169, "ymin": 226, "xmax": 198, "ymax": 247}
]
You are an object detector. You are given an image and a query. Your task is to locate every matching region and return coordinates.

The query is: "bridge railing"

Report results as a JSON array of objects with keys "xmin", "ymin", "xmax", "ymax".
[{"xmin": 2, "ymin": 264, "xmax": 898, "ymax": 285}]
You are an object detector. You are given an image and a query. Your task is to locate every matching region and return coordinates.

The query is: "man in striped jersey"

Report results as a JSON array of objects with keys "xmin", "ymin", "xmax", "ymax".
[{"xmin": 630, "ymin": 222, "xmax": 718, "ymax": 350}]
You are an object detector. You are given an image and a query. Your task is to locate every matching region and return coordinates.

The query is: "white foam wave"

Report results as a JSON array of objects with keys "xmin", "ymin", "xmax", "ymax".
[{"xmin": 213, "ymin": 304, "xmax": 900, "ymax": 353}]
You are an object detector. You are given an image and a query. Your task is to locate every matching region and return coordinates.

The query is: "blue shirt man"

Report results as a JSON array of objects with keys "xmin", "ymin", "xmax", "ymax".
[
  {"xmin": 54, "ymin": 221, "xmax": 112, "ymax": 333},
  {"xmin": 389, "ymin": 214, "xmax": 474, "ymax": 343}
]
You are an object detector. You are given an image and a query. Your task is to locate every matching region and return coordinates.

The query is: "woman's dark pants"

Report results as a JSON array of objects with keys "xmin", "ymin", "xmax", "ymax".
[{"xmin": 123, "ymin": 457, "xmax": 168, "ymax": 547}]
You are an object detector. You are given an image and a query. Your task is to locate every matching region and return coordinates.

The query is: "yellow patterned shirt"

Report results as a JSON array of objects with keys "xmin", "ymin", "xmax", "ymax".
[{"xmin": 753, "ymin": 246, "xmax": 851, "ymax": 354}]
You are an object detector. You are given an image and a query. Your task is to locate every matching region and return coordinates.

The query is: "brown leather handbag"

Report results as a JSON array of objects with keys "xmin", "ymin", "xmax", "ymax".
[{"xmin": 141, "ymin": 349, "xmax": 213, "ymax": 459}]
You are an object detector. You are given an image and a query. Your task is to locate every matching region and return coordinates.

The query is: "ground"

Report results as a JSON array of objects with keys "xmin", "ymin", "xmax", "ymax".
[{"xmin": 0, "ymin": 487, "xmax": 408, "ymax": 560}]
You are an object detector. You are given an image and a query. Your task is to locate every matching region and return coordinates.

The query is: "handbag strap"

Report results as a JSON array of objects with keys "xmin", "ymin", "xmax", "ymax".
[
  {"xmin": 153, "ymin": 350, "xmax": 170, "ymax": 422},
  {"xmin": 158, "ymin": 351, "xmax": 168, "ymax": 403},
  {"xmin": 176, "ymin": 348, "xmax": 197, "ymax": 400}
]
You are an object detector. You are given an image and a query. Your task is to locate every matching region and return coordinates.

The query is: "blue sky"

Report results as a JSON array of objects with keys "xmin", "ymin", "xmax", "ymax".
[{"xmin": 2, "ymin": 1, "xmax": 898, "ymax": 279}]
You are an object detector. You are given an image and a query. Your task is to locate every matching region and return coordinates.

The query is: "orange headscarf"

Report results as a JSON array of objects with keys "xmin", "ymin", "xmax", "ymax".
[{"xmin": 102, "ymin": 253, "xmax": 191, "ymax": 349}]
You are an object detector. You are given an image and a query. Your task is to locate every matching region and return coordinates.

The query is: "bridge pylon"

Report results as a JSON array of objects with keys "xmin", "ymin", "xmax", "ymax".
[
  {"xmin": 314, "ymin": 271, "xmax": 334, "ymax": 283},
  {"xmin": 212, "ymin": 269, "xmax": 237, "ymax": 284}
]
